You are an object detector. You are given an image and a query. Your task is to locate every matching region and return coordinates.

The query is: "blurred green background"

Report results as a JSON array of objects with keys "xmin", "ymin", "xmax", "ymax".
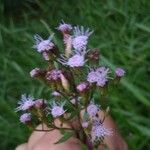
[{"xmin": 0, "ymin": 0, "xmax": 150, "ymax": 149}]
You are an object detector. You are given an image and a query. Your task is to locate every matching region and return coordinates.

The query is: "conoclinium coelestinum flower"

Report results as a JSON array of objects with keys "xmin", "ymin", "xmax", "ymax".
[
  {"xmin": 115, "ymin": 68, "xmax": 125, "ymax": 77},
  {"xmin": 50, "ymin": 102, "xmax": 66, "ymax": 118},
  {"xmin": 72, "ymin": 26, "xmax": 93, "ymax": 53},
  {"xmin": 16, "ymin": 94, "xmax": 35, "ymax": 112},
  {"xmin": 57, "ymin": 20, "xmax": 72, "ymax": 33},
  {"xmin": 20, "ymin": 113, "xmax": 31, "ymax": 124},
  {"xmin": 87, "ymin": 67, "xmax": 110, "ymax": 87},
  {"xmin": 33, "ymin": 34, "xmax": 55, "ymax": 53},
  {"xmin": 59, "ymin": 54, "xmax": 85, "ymax": 67},
  {"xmin": 87, "ymin": 102, "xmax": 100, "ymax": 117}
]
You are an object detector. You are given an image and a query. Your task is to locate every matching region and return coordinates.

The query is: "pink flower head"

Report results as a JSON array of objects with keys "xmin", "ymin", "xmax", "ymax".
[
  {"xmin": 115, "ymin": 68, "xmax": 125, "ymax": 77},
  {"xmin": 51, "ymin": 102, "xmax": 66, "ymax": 118},
  {"xmin": 30, "ymin": 68, "xmax": 41, "ymax": 78},
  {"xmin": 58, "ymin": 53, "xmax": 86, "ymax": 67},
  {"xmin": 72, "ymin": 26, "xmax": 93, "ymax": 53},
  {"xmin": 87, "ymin": 70, "xmax": 98, "ymax": 83},
  {"xmin": 57, "ymin": 21, "xmax": 72, "ymax": 33},
  {"xmin": 67, "ymin": 54, "xmax": 85, "ymax": 67},
  {"xmin": 52, "ymin": 91, "xmax": 61, "ymax": 97},
  {"xmin": 20, "ymin": 113, "xmax": 31, "ymax": 124},
  {"xmin": 33, "ymin": 34, "xmax": 55, "ymax": 53},
  {"xmin": 87, "ymin": 102, "xmax": 100, "ymax": 117},
  {"xmin": 76, "ymin": 82, "xmax": 89, "ymax": 92},
  {"xmin": 34, "ymin": 99, "xmax": 46, "ymax": 108},
  {"xmin": 46, "ymin": 69, "xmax": 61, "ymax": 81},
  {"xmin": 16, "ymin": 94, "xmax": 35, "ymax": 112},
  {"xmin": 87, "ymin": 67, "xmax": 110, "ymax": 87},
  {"xmin": 91, "ymin": 124, "xmax": 112, "ymax": 142}
]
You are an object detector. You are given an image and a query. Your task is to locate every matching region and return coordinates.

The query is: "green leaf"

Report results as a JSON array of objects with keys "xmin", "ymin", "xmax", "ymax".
[{"xmin": 54, "ymin": 131, "xmax": 74, "ymax": 144}]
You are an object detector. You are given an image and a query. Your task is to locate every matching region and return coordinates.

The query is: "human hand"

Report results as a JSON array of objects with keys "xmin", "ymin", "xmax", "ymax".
[{"xmin": 16, "ymin": 111, "xmax": 128, "ymax": 150}]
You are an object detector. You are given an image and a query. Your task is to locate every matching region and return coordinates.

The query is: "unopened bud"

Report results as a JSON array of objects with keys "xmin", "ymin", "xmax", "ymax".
[
  {"xmin": 30, "ymin": 68, "xmax": 41, "ymax": 78},
  {"xmin": 34, "ymin": 99, "xmax": 46, "ymax": 109},
  {"xmin": 60, "ymin": 73, "xmax": 70, "ymax": 92},
  {"xmin": 88, "ymin": 49, "xmax": 100, "ymax": 61},
  {"xmin": 65, "ymin": 35, "xmax": 72, "ymax": 58},
  {"xmin": 76, "ymin": 82, "xmax": 89, "ymax": 93}
]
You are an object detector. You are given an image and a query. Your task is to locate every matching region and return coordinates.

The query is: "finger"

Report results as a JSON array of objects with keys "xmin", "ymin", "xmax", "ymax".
[
  {"xmin": 32, "ymin": 129, "xmax": 81, "ymax": 150},
  {"xmin": 15, "ymin": 143, "xmax": 28, "ymax": 150},
  {"xmin": 98, "ymin": 112, "xmax": 128, "ymax": 150},
  {"xmin": 28, "ymin": 124, "xmax": 49, "ymax": 150}
]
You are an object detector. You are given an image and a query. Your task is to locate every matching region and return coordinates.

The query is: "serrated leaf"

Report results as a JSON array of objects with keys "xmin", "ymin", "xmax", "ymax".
[{"xmin": 54, "ymin": 131, "xmax": 74, "ymax": 144}]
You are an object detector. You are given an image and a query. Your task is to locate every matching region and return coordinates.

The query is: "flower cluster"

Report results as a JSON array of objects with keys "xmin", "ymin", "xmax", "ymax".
[{"xmin": 16, "ymin": 21, "xmax": 125, "ymax": 150}]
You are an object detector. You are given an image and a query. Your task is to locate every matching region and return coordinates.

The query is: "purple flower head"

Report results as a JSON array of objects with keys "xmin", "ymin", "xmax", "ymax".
[
  {"xmin": 87, "ymin": 67, "xmax": 110, "ymax": 87},
  {"xmin": 57, "ymin": 21, "xmax": 72, "ymax": 33},
  {"xmin": 52, "ymin": 91, "xmax": 61, "ymax": 97},
  {"xmin": 46, "ymin": 69, "xmax": 62, "ymax": 81},
  {"xmin": 50, "ymin": 102, "xmax": 66, "ymax": 118},
  {"xmin": 30, "ymin": 68, "xmax": 41, "ymax": 78},
  {"xmin": 20, "ymin": 113, "xmax": 31, "ymax": 124},
  {"xmin": 67, "ymin": 54, "xmax": 85, "ymax": 67},
  {"xmin": 87, "ymin": 102, "xmax": 100, "ymax": 117},
  {"xmin": 91, "ymin": 124, "xmax": 112, "ymax": 142},
  {"xmin": 76, "ymin": 82, "xmax": 89, "ymax": 93},
  {"xmin": 59, "ymin": 54, "xmax": 85, "ymax": 67},
  {"xmin": 87, "ymin": 70, "xmax": 98, "ymax": 83},
  {"xmin": 33, "ymin": 34, "xmax": 55, "ymax": 53},
  {"xmin": 16, "ymin": 94, "xmax": 35, "ymax": 112},
  {"xmin": 115, "ymin": 68, "xmax": 125, "ymax": 77},
  {"xmin": 72, "ymin": 26, "xmax": 93, "ymax": 53}
]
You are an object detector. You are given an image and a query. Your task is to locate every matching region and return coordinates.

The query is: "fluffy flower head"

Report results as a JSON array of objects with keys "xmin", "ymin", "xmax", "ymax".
[
  {"xmin": 91, "ymin": 124, "xmax": 112, "ymax": 142},
  {"xmin": 33, "ymin": 34, "xmax": 54, "ymax": 53},
  {"xmin": 57, "ymin": 21, "xmax": 72, "ymax": 33},
  {"xmin": 67, "ymin": 54, "xmax": 85, "ymax": 67},
  {"xmin": 115, "ymin": 68, "xmax": 125, "ymax": 77},
  {"xmin": 51, "ymin": 102, "xmax": 66, "ymax": 118},
  {"xmin": 16, "ymin": 94, "xmax": 35, "ymax": 112},
  {"xmin": 46, "ymin": 69, "xmax": 62, "ymax": 81},
  {"xmin": 20, "ymin": 113, "xmax": 31, "ymax": 124},
  {"xmin": 87, "ymin": 67, "xmax": 110, "ymax": 87},
  {"xmin": 87, "ymin": 102, "xmax": 100, "ymax": 117},
  {"xmin": 72, "ymin": 26, "xmax": 93, "ymax": 52}
]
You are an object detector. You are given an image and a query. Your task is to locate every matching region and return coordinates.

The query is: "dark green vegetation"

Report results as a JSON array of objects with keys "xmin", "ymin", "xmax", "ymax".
[{"xmin": 0, "ymin": 0, "xmax": 150, "ymax": 149}]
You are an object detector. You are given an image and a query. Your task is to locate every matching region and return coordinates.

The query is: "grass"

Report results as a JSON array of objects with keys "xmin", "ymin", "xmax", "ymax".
[{"xmin": 0, "ymin": 0, "xmax": 150, "ymax": 149}]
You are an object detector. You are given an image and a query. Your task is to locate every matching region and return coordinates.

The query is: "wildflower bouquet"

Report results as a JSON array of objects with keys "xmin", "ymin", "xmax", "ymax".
[{"xmin": 16, "ymin": 21, "xmax": 125, "ymax": 150}]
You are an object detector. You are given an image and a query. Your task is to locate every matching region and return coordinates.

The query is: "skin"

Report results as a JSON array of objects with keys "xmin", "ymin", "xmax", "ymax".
[{"xmin": 16, "ymin": 111, "xmax": 128, "ymax": 150}]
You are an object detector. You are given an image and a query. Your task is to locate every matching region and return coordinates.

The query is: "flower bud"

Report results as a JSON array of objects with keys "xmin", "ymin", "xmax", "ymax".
[
  {"xmin": 30, "ymin": 68, "xmax": 42, "ymax": 78},
  {"xmin": 76, "ymin": 82, "xmax": 89, "ymax": 93},
  {"xmin": 82, "ymin": 122, "xmax": 89, "ymax": 128},
  {"xmin": 60, "ymin": 73, "xmax": 70, "ymax": 92},
  {"xmin": 65, "ymin": 35, "xmax": 72, "ymax": 58},
  {"xmin": 52, "ymin": 91, "xmax": 61, "ymax": 97},
  {"xmin": 115, "ymin": 68, "xmax": 125, "ymax": 77},
  {"xmin": 34, "ymin": 99, "xmax": 46, "ymax": 109},
  {"xmin": 87, "ymin": 49, "xmax": 100, "ymax": 61}
]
